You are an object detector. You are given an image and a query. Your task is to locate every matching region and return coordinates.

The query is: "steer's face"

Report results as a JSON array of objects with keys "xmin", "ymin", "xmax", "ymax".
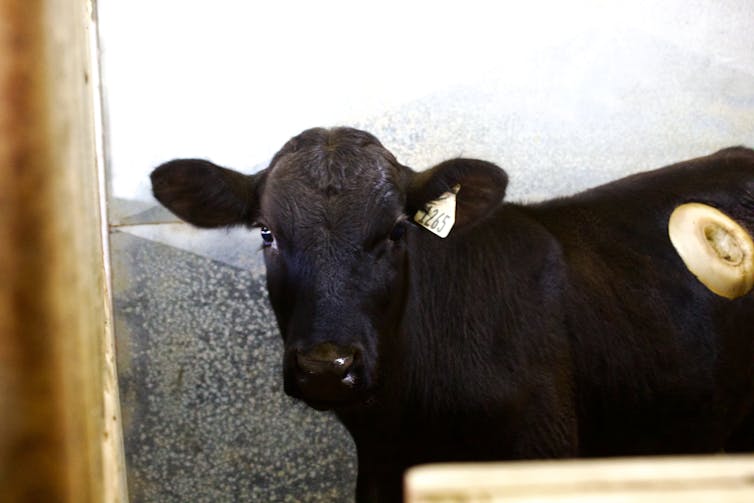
[
  {"xmin": 257, "ymin": 129, "xmax": 411, "ymax": 409},
  {"xmin": 151, "ymin": 127, "xmax": 507, "ymax": 411}
]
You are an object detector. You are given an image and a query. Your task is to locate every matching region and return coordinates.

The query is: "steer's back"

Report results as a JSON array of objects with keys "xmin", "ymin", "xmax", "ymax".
[{"xmin": 522, "ymin": 147, "xmax": 754, "ymax": 455}]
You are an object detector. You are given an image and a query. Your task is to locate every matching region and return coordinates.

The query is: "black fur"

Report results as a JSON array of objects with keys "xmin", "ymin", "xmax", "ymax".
[{"xmin": 152, "ymin": 128, "xmax": 754, "ymax": 502}]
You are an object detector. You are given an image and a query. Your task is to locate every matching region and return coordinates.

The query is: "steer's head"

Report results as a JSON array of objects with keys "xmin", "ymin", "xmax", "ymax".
[{"xmin": 151, "ymin": 127, "xmax": 507, "ymax": 410}]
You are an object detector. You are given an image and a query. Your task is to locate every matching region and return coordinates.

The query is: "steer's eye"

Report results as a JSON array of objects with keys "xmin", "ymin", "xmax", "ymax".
[
  {"xmin": 389, "ymin": 222, "xmax": 406, "ymax": 242},
  {"xmin": 260, "ymin": 226, "xmax": 274, "ymax": 246}
]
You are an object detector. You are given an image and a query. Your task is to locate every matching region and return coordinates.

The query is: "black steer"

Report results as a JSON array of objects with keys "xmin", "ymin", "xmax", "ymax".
[{"xmin": 151, "ymin": 127, "xmax": 754, "ymax": 502}]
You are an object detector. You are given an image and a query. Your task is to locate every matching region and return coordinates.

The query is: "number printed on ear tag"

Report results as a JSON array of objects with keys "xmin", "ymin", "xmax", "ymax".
[{"xmin": 414, "ymin": 185, "xmax": 460, "ymax": 238}]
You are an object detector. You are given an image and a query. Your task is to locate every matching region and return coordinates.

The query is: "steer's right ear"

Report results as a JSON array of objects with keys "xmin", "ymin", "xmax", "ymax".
[{"xmin": 150, "ymin": 159, "xmax": 266, "ymax": 228}]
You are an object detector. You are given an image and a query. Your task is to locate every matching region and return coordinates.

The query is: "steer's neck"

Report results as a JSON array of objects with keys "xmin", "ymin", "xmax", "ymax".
[{"xmin": 396, "ymin": 207, "xmax": 566, "ymax": 418}]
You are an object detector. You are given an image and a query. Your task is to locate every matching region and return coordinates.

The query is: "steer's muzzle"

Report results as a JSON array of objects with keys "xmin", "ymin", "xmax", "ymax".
[{"xmin": 288, "ymin": 342, "xmax": 363, "ymax": 409}]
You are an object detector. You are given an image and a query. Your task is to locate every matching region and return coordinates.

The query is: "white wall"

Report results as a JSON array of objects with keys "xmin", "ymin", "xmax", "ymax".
[{"xmin": 100, "ymin": 0, "xmax": 754, "ymax": 209}]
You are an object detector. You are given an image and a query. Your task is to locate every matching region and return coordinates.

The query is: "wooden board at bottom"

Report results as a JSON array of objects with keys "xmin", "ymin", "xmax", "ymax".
[{"xmin": 405, "ymin": 455, "xmax": 754, "ymax": 502}]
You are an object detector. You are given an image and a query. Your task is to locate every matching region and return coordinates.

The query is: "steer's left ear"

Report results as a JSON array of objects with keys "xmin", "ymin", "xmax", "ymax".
[
  {"xmin": 150, "ymin": 159, "xmax": 266, "ymax": 228},
  {"xmin": 407, "ymin": 158, "xmax": 508, "ymax": 230}
]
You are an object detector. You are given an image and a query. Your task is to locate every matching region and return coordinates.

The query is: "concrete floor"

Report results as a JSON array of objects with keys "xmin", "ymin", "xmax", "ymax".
[{"xmin": 99, "ymin": 1, "xmax": 754, "ymax": 501}]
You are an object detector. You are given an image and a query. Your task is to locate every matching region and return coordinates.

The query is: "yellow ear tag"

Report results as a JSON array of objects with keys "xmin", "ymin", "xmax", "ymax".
[{"xmin": 414, "ymin": 185, "xmax": 460, "ymax": 238}]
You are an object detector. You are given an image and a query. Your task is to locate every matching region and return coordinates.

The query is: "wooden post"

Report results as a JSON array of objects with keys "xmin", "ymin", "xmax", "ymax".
[{"xmin": 0, "ymin": 1, "xmax": 126, "ymax": 501}]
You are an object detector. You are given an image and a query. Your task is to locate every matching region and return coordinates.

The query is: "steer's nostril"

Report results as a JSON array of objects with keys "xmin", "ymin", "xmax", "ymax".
[{"xmin": 296, "ymin": 343, "xmax": 355, "ymax": 378}]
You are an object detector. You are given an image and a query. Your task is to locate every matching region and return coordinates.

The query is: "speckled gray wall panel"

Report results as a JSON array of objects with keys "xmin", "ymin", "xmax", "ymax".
[{"xmin": 111, "ymin": 231, "xmax": 355, "ymax": 502}]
